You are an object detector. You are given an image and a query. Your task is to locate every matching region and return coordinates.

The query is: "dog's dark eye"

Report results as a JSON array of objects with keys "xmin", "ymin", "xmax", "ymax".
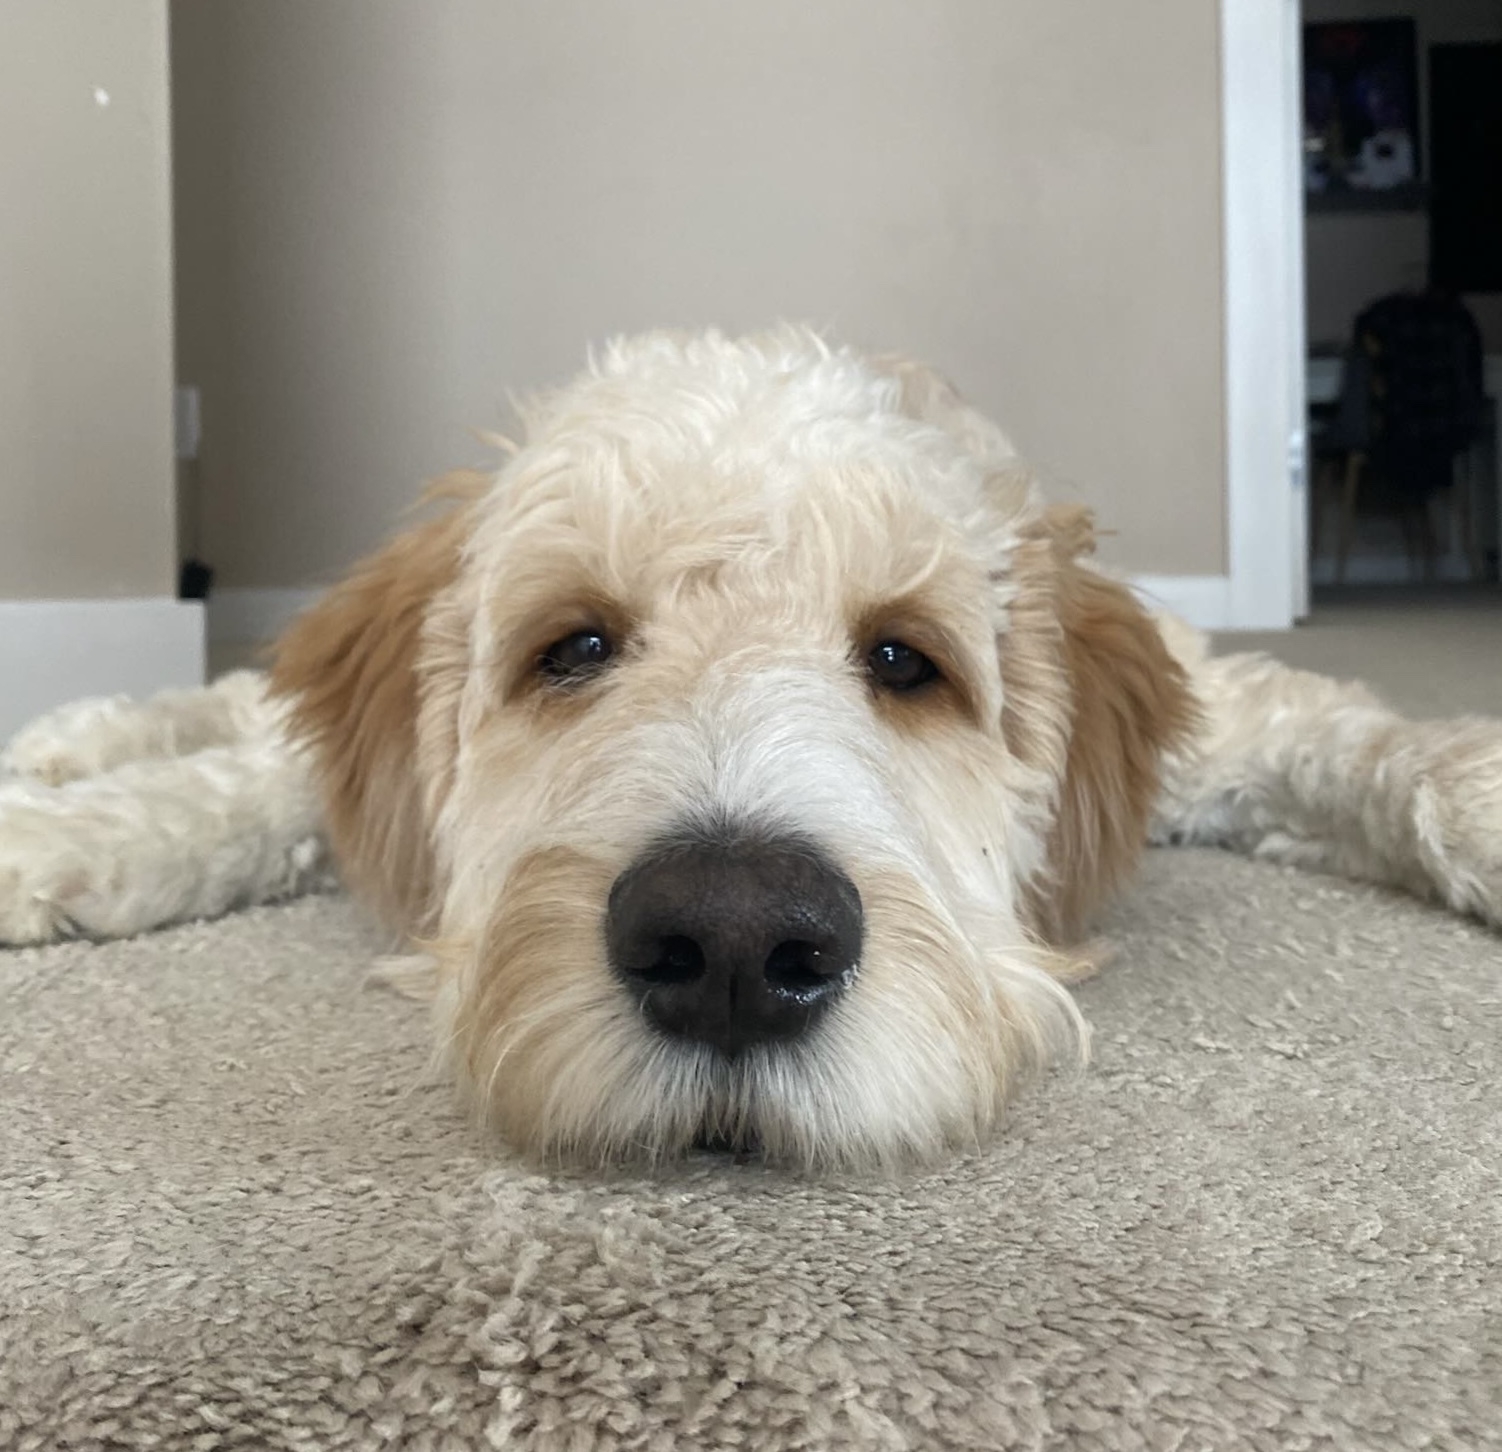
[
  {"xmin": 539, "ymin": 630, "xmax": 614, "ymax": 682},
  {"xmin": 867, "ymin": 640, "xmax": 940, "ymax": 693}
]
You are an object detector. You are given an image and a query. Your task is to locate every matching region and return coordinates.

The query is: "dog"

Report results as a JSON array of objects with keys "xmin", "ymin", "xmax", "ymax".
[{"xmin": 4, "ymin": 328, "xmax": 1500, "ymax": 1172}]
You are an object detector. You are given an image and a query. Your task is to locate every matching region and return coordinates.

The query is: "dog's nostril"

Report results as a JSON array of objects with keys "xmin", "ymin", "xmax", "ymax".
[
  {"xmin": 639, "ymin": 934, "xmax": 706, "ymax": 986},
  {"xmin": 763, "ymin": 939, "xmax": 842, "ymax": 997}
]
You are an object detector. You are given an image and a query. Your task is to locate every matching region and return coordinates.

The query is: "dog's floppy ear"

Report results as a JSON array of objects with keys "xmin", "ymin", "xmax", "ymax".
[
  {"xmin": 270, "ymin": 474, "xmax": 485, "ymax": 933},
  {"xmin": 1004, "ymin": 505, "xmax": 1198, "ymax": 942}
]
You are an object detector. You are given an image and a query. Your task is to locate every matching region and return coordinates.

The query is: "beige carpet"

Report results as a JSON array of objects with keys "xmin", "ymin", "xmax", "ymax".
[
  {"xmin": 4, "ymin": 597, "xmax": 1502, "ymax": 1450},
  {"xmin": 1220, "ymin": 585, "xmax": 1502, "ymax": 719}
]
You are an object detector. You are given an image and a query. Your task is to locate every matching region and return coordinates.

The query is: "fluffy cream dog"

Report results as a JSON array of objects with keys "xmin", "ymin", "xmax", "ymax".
[{"xmin": 4, "ymin": 328, "xmax": 1500, "ymax": 1172}]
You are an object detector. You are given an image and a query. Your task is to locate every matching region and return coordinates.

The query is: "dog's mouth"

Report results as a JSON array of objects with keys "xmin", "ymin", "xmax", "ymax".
[{"xmin": 692, "ymin": 1123, "xmax": 763, "ymax": 1163}]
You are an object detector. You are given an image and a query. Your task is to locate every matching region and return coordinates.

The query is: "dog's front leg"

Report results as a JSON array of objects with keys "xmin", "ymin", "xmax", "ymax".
[
  {"xmin": 1, "ymin": 671, "xmax": 275, "ymax": 785},
  {"xmin": 1148, "ymin": 623, "xmax": 1502, "ymax": 929},
  {"xmin": 0, "ymin": 739, "xmax": 329, "ymax": 945}
]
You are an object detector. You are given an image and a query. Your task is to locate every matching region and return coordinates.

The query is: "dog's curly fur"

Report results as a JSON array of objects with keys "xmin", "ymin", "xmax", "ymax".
[{"xmin": 5, "ymin": 328, "xmax": 1501, "ymax": 1172}]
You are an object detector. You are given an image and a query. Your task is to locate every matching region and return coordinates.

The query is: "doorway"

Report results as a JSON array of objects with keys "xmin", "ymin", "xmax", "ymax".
[{"xmin": 1299, "ymin": 2, "xmax": 1502, "ymax": 598}]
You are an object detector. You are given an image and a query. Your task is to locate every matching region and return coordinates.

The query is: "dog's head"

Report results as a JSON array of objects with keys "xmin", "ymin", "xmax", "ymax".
[{"xmin": 273, "ymin": 328, "xmax": 1193, "ymax": 1171}]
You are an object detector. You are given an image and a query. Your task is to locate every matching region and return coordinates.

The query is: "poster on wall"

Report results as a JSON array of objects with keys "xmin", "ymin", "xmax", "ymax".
[{"xmin": 1303, "ymin": 19, "xmax": 1421, "ymax": 205}]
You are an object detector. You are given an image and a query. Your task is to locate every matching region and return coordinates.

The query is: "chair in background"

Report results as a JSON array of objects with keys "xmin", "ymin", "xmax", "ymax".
[{"xmin": 1314, "ymin": 290, "xmax": 1485, "ymax": 583}]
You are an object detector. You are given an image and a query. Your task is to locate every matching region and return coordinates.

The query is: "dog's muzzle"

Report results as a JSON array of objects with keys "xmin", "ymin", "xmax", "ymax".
[{"xmin": 605, "ymin": 830, "xmax": 863, "ymax": 1057}]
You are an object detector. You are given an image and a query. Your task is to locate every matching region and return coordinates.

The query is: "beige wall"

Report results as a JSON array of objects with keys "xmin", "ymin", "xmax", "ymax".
[
  {"xmin": 174, "ymin": 0, "xmax": 1228, "ymax": 588},
  {"xmin": 1303, "ymin": 0, "xmax": 1502, "ymax": 350},
  {"xmin": 0, "ymin": 1, "xmax": 177, "ymax": 599}
]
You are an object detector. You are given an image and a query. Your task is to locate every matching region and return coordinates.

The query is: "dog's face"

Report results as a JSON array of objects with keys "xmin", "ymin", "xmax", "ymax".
[{"xmin": 275, "ymin": 329, "xmax": 1192, "ymax": 1171}]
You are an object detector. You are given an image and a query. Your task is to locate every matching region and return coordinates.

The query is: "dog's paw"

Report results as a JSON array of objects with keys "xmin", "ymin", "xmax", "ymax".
[
  {"xmin": 1, "ymin": 696, "xmax": 134, "ymax": 785},
  {"xmin": 1413, "ymin": 721, "xmax": 1502, "ymax": 930},
  {"xmin": 0, "ymin": 857, "xmax": 77, "ymax": 946},
  {"xmin": 0, "ymin": 783, "xmax": 93, "ymax": 946}
]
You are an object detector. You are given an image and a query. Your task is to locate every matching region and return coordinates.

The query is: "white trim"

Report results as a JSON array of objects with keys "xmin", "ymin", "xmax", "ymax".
[
  {"xmin": 1219, "ymin": 0, "xmax": 1302, "ymax": 629},
  {"xmin": 207, "ymin": 587, "xmax": 321, "ymax": 643},
  {"xmin": 0, "ymin": 598, "xmax": 205, "ymax": 743},
  {"xmin": 1283, "ymin": 1, "xmax": 1310, "ymax": 622},
  {"xmin": 1129, "ymin": 574, "xmax": 1232, "ymax": 631}
]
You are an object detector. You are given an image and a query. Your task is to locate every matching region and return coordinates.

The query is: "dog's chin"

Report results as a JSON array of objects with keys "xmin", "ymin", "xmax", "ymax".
[{"xmin": 449, "ymin": 971, "xmax": 1015, "ymax": 1174}]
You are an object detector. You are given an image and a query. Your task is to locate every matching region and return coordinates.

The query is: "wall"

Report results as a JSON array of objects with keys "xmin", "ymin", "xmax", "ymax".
[
  {"xmin": 0, "ymin": 1, "xmax": 201, "ymax": 741},
  {"xmin": 172, "ymin": 0, "xmax": 1229, "ymax": 595},
  {"xmin": 0, "ymin": 0, "xmax": 177, "ymax": 599},
  {"xmin": 1303, "ymin": 0, "xmax": 1502, "ymax": 350}
]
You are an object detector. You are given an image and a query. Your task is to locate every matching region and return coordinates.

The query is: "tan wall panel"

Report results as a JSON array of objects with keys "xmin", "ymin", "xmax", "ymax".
[{"xmin": 174, "ymin": 0, "xmax": 1228, "ymax": 587}]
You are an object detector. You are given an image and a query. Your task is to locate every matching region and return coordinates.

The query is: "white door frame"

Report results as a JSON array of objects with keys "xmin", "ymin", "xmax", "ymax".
[{"xmin": 1218, "ymin": 0, "xmax": 1307, "ymax": 629}]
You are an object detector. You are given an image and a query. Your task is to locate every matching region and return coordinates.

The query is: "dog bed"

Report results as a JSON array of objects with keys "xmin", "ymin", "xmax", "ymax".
[{"xmin": 3, "ymin": 846, "xmax": 1498, "ymax": 1450}]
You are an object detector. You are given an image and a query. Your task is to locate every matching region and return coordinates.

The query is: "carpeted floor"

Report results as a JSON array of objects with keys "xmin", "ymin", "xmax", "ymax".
[
  {"xmin": 1221, "ymin": 585, "xmax": 1502, "ymax": 719},
  {"xmin": 4, "ymin": 594, "xmax": 1501, "ymax": 1450}
]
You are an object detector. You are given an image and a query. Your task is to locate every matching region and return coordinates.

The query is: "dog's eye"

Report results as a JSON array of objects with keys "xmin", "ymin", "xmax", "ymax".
[
  {"xmin": 539, "ymin": 630, "xmax": 614, "ymax": 682},
  {"xmin": 867, "ymin": 640, "xmax": 940, "ymax": 693}
]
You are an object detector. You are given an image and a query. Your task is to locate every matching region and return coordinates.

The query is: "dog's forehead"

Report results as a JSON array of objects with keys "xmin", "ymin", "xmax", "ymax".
[{"xmin": 493, "ymin": 332, "xmax": 1008, "ymax": 554}]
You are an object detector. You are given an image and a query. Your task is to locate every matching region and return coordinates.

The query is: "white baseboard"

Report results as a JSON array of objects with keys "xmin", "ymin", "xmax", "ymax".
[
  {"xmin": 0, "ymin": 598, "xmax": 205, "ymax": 743},
  {"xmin": 1129, "ymin": 575, "xmax": 1233, "ymax": 631},
  {"xmin": 207, "ymin": 587, "xmax": 321, "ymax": 644},
  {"xmin": 208, "ymin": 576, "xmax": 1246, "ymax": 646}
]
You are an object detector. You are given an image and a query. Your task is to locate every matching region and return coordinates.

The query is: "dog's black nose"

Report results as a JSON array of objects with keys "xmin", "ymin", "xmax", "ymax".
[{"xmin": 606, "ymin": 834, "xmax": 863, "ymax": 1056}]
